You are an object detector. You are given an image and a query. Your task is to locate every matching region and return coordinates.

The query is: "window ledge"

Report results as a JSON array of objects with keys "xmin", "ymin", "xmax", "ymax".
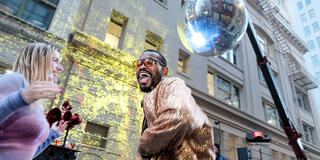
[
  {"xmin": 153, "ymin": 0, "xmax": 168, "ymax": 9},
  {"xmin": 207, "ymin": 94, "xmax": 241, "ymax": 111},
  {"xmin": 177, "ymin": 70, "xmax": 191, "ymax": 80},
  {"xmin": 301, "ymin": 139, "xmax": 319, "ymax": 150},
  {"xmin": 298, "ymin": 106, "xmax": 313, "ymax": 116},
  {"xmin": 212, "ymin": 56, "xmax": 244, "ymax": 73},
  {"xmin": 0, "ymin": 10, "xmax": 64, "ymax": 45}
]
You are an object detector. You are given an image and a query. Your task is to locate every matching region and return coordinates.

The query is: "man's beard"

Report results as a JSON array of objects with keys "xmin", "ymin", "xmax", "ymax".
[
  {"xmin": 140, "ymin": 84, "xmax": 153, "ymax": 92},
  {"xmin": 138, "ymin": 72, "xmax": 162, "ymax": 93}
]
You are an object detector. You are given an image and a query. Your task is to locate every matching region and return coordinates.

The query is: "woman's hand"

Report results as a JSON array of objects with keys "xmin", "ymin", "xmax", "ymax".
[
  {"xmin": 22, "ymin": 81, "xmax": 63, "ymax": 104},
  {"xmin": 51, "ymin": 120, "xmax": 69, "ymax": 135}
]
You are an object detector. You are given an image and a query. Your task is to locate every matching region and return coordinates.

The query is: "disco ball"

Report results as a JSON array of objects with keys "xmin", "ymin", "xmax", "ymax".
[{"xmin": 177, "ymin": 0, "xmax": 248, "ymax": 57}]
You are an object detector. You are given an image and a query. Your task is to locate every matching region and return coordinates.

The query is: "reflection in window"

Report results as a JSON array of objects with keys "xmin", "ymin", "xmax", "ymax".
[
  {"xmin": 216, "ymin": 76, "xmax": 240, "ymax": 108},
  {"xmin": 257, "ymin": 33, "xmax": 268, "ymax": 56},
  {"xmin": 216, "ymin": 76, "xmax": 232, "ymax": 105},
  {"xmin": 232, "ymin": 85, "xmax": 240, "ymax": 108},
  {"xmin": 264, "ymin": 102, "xmax": 279, "ymax": 127},
  {"xmin": 207, "ymin": 71, "xmax": 241, "ymax": 108},
  {"xmin": 296, "ymin": 89, "xmax": 310, "ymax": 112},
  {"xmin": 221, "ymin": 48, "xmax": 239, "ymax": 65},
  {"xmin": 303, "ymin": 124, "xmax": 314, "ymax": 144},
  {"xmin": 0, "ymin": 0, "xmax": 59, "ymax": 30}
]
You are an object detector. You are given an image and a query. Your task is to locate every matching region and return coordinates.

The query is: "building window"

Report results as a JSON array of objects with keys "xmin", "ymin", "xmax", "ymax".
[
  {"xmin": 228, "ymin": 133, "xmax": 239, "ymax": 160},
  {"xmin": 177, "ymin": 49, "xmax": 190, "ymax": 75},
  {"xmin": 82, "ymin": 122, "xmax": 109, "ymax": 148},
  {"xmin": 221, "ymin": 47, "xmax": 239, "ymax": 65},
  {"xmin": 0, "ymin": 0, "xmax": 59, "ymax": 30},
  {"xmin": 311, "ymin": 55, "xmax": 320, "ymax": 66},
  {"xmin": 216, "ymin": 76, "xmax": 232, "ymax": 105},
  {"xmin": 258, "ymin": 68, "xmax": 279, "ymax": 86},
  {"xmin": 305, "ymin": 0, "xmax": 311, "ymax": 6},
  {"xmin": 308, "ymin": 9, "xmax": 316, "ymax": 19},
  {"xmin": 297, "ymin": 1, "xmax": 303, "ymax": 10},
  {"xmin": 263, "ymin": 102, "xmax": 279, "ymax": 127},
  {"xmin": 316, "ymin": 37, "xmax": 320, "ymax": 47},
  {"xmin": 104, "ymin": 10, "xmax": 128, "ymax": 49},
  {"xmin": 307, "ymin": 40, "xmax": 315, "ymax": 50},
  {"xmin": 315, "ymin": 72, "xmax": 320, "ymax": 84},
  {"xmin": 312, "ymin": 22, "xmax": 320, "ymax": 32},
  {"xmin": 302, "ymin": 123, "xmax": 315, "ymax": 144},
  {"xmin": 300, "ymin": 13, "xmax": 307, "ymax": 22},
  {"xmin": 216, "ymin": 76, "xmax": 240, "ymax": 108},
  {"xmin": 207, "ymin": 71, "xmax": 215, "ymax": 96},
  {"xmin": 257, "ymin": 32, "xmax": 269, "ymax": 56},
  {"xmin": 296, "ymin": 89, "xmax": 310, "ymax": 112},
  {"xmin": 144, "ymin": 30, "xmax": 164, "ymax": 52},
  {"xmin": 207, "ymin": 71, "xmax": 241, "ymax": 108},
  {"xmin": 303, "ymin": 26, "xmax": 311, "ymax": 36}
]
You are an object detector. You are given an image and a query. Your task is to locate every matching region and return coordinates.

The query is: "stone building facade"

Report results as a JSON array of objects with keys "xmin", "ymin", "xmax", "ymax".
[{"xmin": 0, "ymin": 0, "xmax": 320, "ymax": 159}]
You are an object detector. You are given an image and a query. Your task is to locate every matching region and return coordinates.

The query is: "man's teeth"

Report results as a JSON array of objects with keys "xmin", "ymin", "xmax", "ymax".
[{"xmin": 140, "ymin": 72, "xmax": 150, "ymax": 78}]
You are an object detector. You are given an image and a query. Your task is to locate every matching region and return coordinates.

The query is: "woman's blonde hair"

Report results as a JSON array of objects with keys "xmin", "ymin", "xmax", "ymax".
[{"xmin": 12, "ymin": 43, "xmax": 57, "ymax": 84}]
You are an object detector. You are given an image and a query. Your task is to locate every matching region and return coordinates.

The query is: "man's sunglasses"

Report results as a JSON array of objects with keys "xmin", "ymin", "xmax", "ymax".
[{"xmin": 133, "ymin": 58, "xmax": 165, "ymax": 69}]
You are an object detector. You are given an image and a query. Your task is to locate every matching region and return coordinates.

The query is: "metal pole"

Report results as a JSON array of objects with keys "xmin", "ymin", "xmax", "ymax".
[
  {"xmin": 62, "ymin": 124, "xmax": 71, "ymax": 148},
  {"xmin": 219, "ymin": 121, "xmax": 221, "ymax": 147},
  {"xmin": 246, "ymin": 18, "xmax": 307, "ymax": 159},
  {"xmin": 259, "ymin": 145, "xmax": 262, "ymax": 160}
]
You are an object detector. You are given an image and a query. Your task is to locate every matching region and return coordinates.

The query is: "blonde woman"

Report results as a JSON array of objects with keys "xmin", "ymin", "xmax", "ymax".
[{"xmin": 0, "ymin": 43, "xmax": 68, "ymax": 159}]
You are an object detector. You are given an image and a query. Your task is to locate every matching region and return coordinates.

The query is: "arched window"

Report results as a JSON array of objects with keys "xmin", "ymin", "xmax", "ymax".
[{"xmin": 254, "ymin": 25, "xmax": 276, "ymax": 59}]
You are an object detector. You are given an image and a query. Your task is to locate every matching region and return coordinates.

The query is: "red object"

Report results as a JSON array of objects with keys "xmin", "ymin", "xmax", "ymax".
[
  {"xmin": 88, "ymin": 46, "xmax": 93, "ymax": 49},
  {"xmin": 69, "ymin": 114, "xmax": 82, "ymax": 126},
  {"xmin": 62, "ymin": 101, "xmax": 70, "ymax": 107},
  {"xmin": 46, "ymin": 108, "xmax": 61, "ymax": 127},
  {"xmin": 63, "ymin": 111, "xmax": 72, "ymax": 121},
  {"xmin": 253, "ymin": 132, "xmax": 263, "ymax": 138},
  {"xmin": 70, "ymin": 143, "xmax": 75, "ymax": 149},
  {"xmin": 62, "ymin": 100, "xmax": 72, "ymax": 111},
  {"xmin": 284, "ymin": 126, "xmax": 307, "ymax": 159},
  {"xmin": 55, "ymin": 140, "xmax": 60, "ymax": 146}
]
